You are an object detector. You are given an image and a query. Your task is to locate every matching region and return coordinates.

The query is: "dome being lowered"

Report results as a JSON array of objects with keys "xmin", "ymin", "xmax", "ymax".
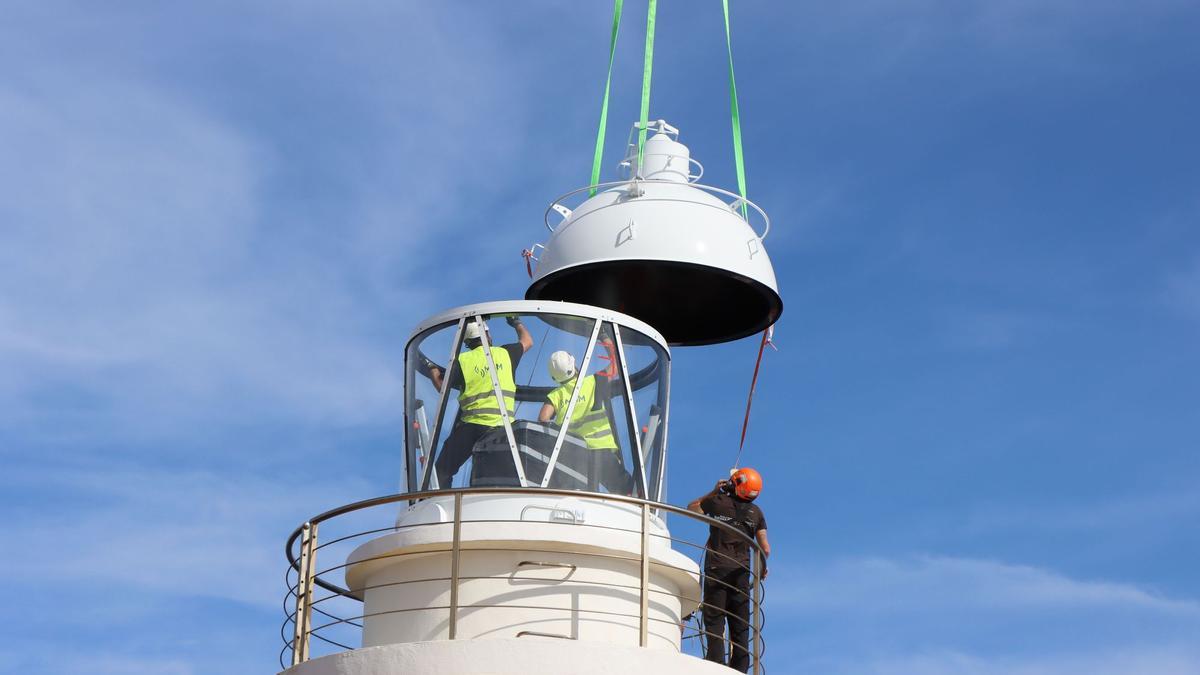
[{"xmin": 526, "ymin": 121, "xmax": 782, "ymax": 346}]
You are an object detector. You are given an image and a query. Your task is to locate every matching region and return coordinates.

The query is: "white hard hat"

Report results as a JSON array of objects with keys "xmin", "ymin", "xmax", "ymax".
[
  {"xmin": 463, "ymin": 319, "xmax": 488, "ymax": 341},
  {"xmin": 548, "ymin": 350, "xmax": 577, "ymax": 383}
]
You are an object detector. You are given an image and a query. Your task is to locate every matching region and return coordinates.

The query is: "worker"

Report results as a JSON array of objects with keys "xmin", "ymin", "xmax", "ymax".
[
  {"xmin": 426, "ymin": 315, "xmax": 533, "ymax": 488},
  {"xmin": 538, "ymin": 350, "xmax": 632, "ymax": 494},
  {"xmin": 687, "ymin": 467, "xmax": 769, "ymax": 673}
]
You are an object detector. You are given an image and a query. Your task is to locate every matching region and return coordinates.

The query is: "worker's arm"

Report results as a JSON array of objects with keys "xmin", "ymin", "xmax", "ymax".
[
  {"xmin": 538, "ymin": 402, "xmax": 556, "ymax": 423},
  {"xmin": 687, "ymin": 480, "xmax": 727, "ymax": 514},
  {"xmin": 507, "ymin": 316, "xmax": 533, "ymax": 352},
  {"xmin": 756, "ymin": 528, "xmax": 770, "ymax": 580},
  {"xmin": 418, "ymin": 354, "xmax": 444, "ymax": 392}
]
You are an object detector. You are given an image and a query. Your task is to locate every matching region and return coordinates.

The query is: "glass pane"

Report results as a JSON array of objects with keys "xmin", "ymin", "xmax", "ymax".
[
  {"xmin": 616, "ymin": 324, "xmax": 670, "ymax": 502},
  {"xmin": 404, "ymin": 308, "xmax": 669, "ymax": 498},
  {"xmin": 405, "ymin": 319, "xmax": 464, "ymax": 490}
]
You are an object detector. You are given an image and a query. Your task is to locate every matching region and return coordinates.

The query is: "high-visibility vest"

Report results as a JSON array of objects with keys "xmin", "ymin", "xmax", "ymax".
[
  {"xmin": 457, "ymin": 346, "xmax": 516, "ymax": 427},
  {"xmin": 548, "ymin": 375, "xmax": 618, "ymax": 451}
]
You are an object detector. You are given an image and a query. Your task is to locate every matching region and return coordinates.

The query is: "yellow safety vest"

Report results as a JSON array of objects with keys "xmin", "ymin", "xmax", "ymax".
[
  {"xmin": 457, "ymin": 346, "xmax": 516, "ymax": 427},
  {"xmin": 547, "ymin": 375, "xmax": 618, "ymax": 451}
]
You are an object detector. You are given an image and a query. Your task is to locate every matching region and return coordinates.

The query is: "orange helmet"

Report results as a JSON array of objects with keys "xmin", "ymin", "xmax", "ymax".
[{"xmin": 730, "ymin": 467, "xmax": 762, "ymax": 500}]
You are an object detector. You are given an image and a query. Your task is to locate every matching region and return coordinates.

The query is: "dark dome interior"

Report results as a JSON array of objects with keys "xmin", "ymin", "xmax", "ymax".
[{"xmin": 526, "ymin": 260, "xmax": 782, "ymax": 346}]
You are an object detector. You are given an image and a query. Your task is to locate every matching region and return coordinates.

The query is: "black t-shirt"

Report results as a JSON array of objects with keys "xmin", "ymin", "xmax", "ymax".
[
  {"xmin": 700, "ymin": 491, "xmax": 767, "ymax": 571},
  {"xmin": 446, "ymin": 343, "xmax": 525, "ymax": 391}
]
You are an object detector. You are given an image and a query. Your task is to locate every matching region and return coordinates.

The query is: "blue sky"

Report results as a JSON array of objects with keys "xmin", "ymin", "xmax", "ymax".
[{"xmin": 2, "ymin": 1, "xmax": 1198, "ymax": 673}]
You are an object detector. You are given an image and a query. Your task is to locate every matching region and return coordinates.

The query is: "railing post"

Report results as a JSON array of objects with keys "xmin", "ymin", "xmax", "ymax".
[
  {"xmin": 449, "ymin": 491, "xmax": 463, "ymax": 640},
  {"xmin": 639, "ymin": 501, "xmax": 650, "ymax": 647},
  {"xmin": 752, "ymin": 552, "xmax": 763, "ymax": 675},
  {"xmin": 291, "ymin": 522, "xmax": 318, "ymax": 666}
]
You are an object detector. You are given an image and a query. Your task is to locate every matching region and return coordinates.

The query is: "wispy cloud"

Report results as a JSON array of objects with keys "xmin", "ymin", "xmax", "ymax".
[
  {"xmin": 2, "ymin": 461, "xmax": 373, "ymax": 610},
  {"xmin": 764, "ymin": 555, "xmax": 1200, "ymax": 674},
  {"xmin": 1164, "ymin": 254, "xmax": 1200, "ymax": 321},
  {"xmin": 772, "ymin": 554, "xmax": 1199, "ymax": 615},
  {"xmin": 0, "ymin": 5, "xmax": 564, "ymax": 445},
  {"xmin": 820, "ymin": 644, "xmax": 1200, "ymax": 675}
]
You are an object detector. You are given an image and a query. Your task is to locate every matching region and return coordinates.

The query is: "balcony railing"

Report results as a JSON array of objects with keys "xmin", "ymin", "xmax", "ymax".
[{"xmin": 281, "ymin": 487, "xmax": 767, "ymax": 673}]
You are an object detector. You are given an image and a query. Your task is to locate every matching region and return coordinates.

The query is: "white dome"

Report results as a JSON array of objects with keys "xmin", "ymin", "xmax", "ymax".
[{"xmin": 527, "ymin": 125, "xmax": 781, "ymax": 346}]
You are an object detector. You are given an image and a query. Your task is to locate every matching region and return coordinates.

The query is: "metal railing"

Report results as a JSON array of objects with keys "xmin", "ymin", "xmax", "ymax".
[{"xmin": 281, "ymin": 487, "xmax": 767, "ymax": 673}]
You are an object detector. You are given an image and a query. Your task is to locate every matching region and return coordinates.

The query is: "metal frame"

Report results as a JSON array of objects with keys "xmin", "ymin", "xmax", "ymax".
[
  {"xmin": 419, "ymin": 317, "xmax": 466, "ymax": 491},
  {"xmin": 283, "ymin": 487, "xmax": 766, "ymax": 672},
  {"xmin": 407, "ymin": 300, "xmax": 668, "ymax": 355},
  {"xmin": 476, "ymin": 317, "xmax": 528, "ymax": 487},
  {"xmin": 612, "ymin": 324, "xmax": 649, "ymax": 499},
  {"xmin": 407, "ymin": 304, "xmax": 669, "ymax": 498},
  {"xmin": 540, "ymin": 318, "xmax": 601, "ymax": 488},
  {"xmin": 655, "ymin": 356, "xmax": 671, "ymax": 503}
]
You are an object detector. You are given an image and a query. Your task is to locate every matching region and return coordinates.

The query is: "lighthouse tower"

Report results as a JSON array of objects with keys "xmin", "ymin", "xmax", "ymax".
[
  {"xmin": 279, "ymin": 122, "xmax": 778, "ymax": 675},
  {"xmin": 279, "ymin": 123, "xmax": 778, "ymax": 675}
]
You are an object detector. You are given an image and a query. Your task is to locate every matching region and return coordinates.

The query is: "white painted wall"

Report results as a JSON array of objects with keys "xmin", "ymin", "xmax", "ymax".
[{"xmin": 283, "ymin": 639, "xmax": 729, "ymax": 675}]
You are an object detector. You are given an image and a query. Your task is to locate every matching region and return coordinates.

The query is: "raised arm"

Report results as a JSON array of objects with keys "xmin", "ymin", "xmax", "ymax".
[
  {"xmin": 507, "ymin": 316, "xmax": 533, "ymax": 352},
  {"xmin": 687, "ymin": 480, "xmax": 727, "ymax": 514},
  {"xmin": 538, "ymin": 402, "xmax": 556, "ymax": 423}
]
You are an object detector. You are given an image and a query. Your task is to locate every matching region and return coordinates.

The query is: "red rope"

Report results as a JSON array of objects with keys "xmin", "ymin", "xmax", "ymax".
[
  {"xmin": 521, "ymin": 249, "xmax": 535, "ymax": 279},
  {"xmin": 736, "ymin": 326, "xmax": 773, "ymax": 462}
]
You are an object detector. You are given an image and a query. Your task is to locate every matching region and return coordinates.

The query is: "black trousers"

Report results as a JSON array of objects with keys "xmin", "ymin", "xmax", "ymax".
[
  {"xmin": 702, "ymin": 566, "xmax": 752, "ymax": 672},
  {"xmin": 435, "ymin": 421, "xmax": 495, "ymax": 488}
]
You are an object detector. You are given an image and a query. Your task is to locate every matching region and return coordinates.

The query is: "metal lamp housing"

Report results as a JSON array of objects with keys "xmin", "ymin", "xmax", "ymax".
[{"xmin": 527, "ymin": 126, "xmax": 783, "ymax": 346}]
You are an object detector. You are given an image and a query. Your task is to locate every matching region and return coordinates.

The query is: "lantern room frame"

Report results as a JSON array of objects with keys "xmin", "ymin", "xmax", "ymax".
[{"xmin": 403, "ymin": 300, "xmax": 671, "ymax": 503}]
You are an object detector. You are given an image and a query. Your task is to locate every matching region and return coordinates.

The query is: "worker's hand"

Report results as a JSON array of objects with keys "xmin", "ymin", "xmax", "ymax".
[
  {"xmin": 761, "ymin": 567, "xmax": 769, "ymax": 581},
  {"xmin": 505, "ymin": 315, "xmax": 523, "ymax": 327}
]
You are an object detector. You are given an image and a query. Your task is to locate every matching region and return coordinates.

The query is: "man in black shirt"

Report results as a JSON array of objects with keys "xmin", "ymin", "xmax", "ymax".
[{"xmin": 688, "ymin": 468, "xmax": 770, "ymax": 673}]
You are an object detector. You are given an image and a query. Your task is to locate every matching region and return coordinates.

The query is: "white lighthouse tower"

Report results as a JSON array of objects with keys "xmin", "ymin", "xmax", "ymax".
[{"xmin": 279, "ymin": 119, "xmax": 778, "ymax": 674}]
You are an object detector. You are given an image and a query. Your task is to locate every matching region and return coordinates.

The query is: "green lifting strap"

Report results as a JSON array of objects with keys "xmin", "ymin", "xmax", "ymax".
[
  {"xmin": 722, "ymin": 0, "xmax": 749, "ymax": 217},
  {"xmin": 589, "ymin": 0, "xmax": 624, "ymax": 197},
  {"xmin": 636, "ymin": 0, "xmax": 658, "ymax": 175}
]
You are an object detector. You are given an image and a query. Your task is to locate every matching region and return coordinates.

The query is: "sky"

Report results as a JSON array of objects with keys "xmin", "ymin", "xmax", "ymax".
[{"xmin": 1, "ymin": 1, "xmax": 1198, "ymax": 673}]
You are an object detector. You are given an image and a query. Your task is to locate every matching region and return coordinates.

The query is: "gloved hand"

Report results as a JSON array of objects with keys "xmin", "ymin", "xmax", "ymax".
[{"xmin": 505, "ymin": 315, "xmax": 523, "ymax": 328}]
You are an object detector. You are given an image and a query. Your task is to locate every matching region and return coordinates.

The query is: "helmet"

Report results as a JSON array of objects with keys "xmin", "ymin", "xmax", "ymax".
[
  {"xmin": 730, "ymin": 467, "xmax": 762, "ymax": 500},
  {"xmin": 463, "ymin": 319, "xmax": 488, "ymax": 341},
  {"xmin": 547, "ymin": 350, "xmax": 577, "ymax": 383}
]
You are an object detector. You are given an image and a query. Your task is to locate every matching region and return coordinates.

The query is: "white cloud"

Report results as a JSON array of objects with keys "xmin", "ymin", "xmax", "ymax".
[
  {"xmin": 1164, "ymin": 255, "xmax": 1200, "ymax": 321},
  {"xmin": 2, "ymin": 462, "xmax": 374, "ymax": 611},
  {"xmin": 0, "ymin": 5, "xmax": 565, "ymax": 444},
  {"xmin": 827, "ymin": 644, "xmax": 1200, "ymax": 675},
  {"xmin": 771, "ymin": 554, "xmax": 1199, "ymax": 615}
]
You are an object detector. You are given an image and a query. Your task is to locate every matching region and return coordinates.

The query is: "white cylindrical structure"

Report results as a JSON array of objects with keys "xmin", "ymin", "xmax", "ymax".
[
  {"xmin": 639, "ymin": 132, "xmax": 692, "ymax": 183},
  {"xmin": 286, "ymin": 639, "xmax": 732, "ymax": 675},
  {"xmin": 344, "ymin": 494, "xmax": 700, "ymax": 650}
]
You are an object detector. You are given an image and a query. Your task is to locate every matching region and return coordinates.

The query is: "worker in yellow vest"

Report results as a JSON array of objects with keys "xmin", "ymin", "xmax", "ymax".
[
  {"xmin": 428, "ymin": 316, "xmax": 532, "ymax": 488},
  {"xmin": 538, "ymin": 350, "xmax": 633, "ymax": 494}
]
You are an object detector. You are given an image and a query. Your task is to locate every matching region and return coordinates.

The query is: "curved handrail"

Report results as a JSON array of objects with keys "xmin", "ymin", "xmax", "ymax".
[
  {"xmin": 285, "ymin": 487, "xmax": 762, "ymax": 591},
  {"xmin": 282, "ymin": 487, "xmax": 767, "ymax": 671},
  {"xmin": 543, "ymin": 179, "xmax": 771, "ymax": 240}
]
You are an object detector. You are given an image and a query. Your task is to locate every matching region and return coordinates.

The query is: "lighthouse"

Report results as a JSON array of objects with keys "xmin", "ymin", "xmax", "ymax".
[
  {"xmin": 280, "ymin": 6, "xmax": 780, "ymax": 673},
  {"xmin": 279, "ymin": 121, "xmax": 779, "ymax": 674}
]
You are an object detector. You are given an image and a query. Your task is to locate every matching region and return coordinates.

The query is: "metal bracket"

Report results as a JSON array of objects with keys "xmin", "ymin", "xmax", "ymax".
[{"xmin": 517, "ymin": 561, "xmax": 578, "ymax": 571}]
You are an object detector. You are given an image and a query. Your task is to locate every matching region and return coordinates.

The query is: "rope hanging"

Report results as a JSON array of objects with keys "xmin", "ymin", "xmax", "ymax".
[
  {"xmin": 588, "ymin": 0, "xmax": 625, "ymax": 197},
  {"xmin": 723, "ymin": 0, "xmax": 773, "ymax": 465},
  {"xmin": 734, "ymin": 326, "xmax": 775, "ymax": 468},
  {"xmin": 635, "ymin": 0, "xmax": 658, "ymax": 175},
  {"xmin": 722, "ymin": 0, "xmax": 749, "ymax": 217}
]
